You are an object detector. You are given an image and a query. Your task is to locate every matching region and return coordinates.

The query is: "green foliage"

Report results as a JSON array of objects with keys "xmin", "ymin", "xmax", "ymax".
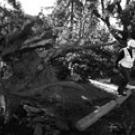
[
  {"xmin": 51, "ymin": 43, "xmax": 115, "ymax": 80},
  {"xmin": 53, "ymin": 0, "xmax": 102, "ymax": 44}
]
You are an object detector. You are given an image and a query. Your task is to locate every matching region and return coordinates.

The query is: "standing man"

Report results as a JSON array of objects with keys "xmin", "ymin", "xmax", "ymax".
[{"xmin": 116, "ymin": 39, "xmax": 135, "ymax": 96}]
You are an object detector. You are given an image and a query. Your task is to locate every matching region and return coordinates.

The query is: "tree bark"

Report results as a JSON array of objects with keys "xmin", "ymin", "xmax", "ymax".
[{"xmin": 70, "ymin": 0, "xmax": 74, "ymax": 38}]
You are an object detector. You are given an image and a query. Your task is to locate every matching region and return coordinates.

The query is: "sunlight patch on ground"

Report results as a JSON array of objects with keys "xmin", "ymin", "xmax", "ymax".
[
  {"xmin": 89, "ymin": 79, "xmax": 135, "ymax": 95},
  {"xmin": 89, "ymin": 79, "xmax": 118, "ymax": 94}
]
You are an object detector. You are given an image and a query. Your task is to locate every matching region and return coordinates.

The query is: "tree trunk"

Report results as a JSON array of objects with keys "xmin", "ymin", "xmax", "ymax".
[{"xmin": 70, "ymin": 0, "xmax": 74, "ymax": 39}]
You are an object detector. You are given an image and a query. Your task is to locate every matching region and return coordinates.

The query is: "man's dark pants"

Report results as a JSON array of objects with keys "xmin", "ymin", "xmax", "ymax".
[{"xmin": 117, "ymin": 65, "xmax": 131, "ymax": 95}]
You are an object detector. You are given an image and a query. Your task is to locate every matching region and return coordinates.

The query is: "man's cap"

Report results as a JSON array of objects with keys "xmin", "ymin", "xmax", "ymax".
[{"xmin": 127, "ymin": 39, "xmax": 135, "ymax": 48}]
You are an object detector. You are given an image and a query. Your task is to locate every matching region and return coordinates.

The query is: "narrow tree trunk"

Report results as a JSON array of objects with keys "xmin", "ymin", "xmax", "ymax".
[
  {"xmin": 70, "ymin": 0, "xmax": 74, "ymax": 38},
  {"xmin": 101, "ymin": 0, "xmax": 104, "ymax": 13},
  {"xmin": 79, "ymin": 0, "xmax": 84, "ymax": 38}
]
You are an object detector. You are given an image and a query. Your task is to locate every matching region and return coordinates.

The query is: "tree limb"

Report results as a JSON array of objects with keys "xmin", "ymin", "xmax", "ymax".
[
  {"xmin": 101, "ymin": 0, "xmax": 105, "ymax": 13},
  {"xmin": 6, "ymin": 81, "xmax": 87, "ymax": 98},
  {"xmin": 93, "ymin": 10, "xmax": 122, "ymax": 43},
  {"xmin": 6, "ymin": 20, "xmax": 34, "ymax": 46}
]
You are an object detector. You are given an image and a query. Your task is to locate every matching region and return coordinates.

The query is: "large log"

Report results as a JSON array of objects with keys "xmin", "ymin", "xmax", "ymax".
[{"xmin": 75, "ymin": 84, "xmax": 132, "ymax": 131}]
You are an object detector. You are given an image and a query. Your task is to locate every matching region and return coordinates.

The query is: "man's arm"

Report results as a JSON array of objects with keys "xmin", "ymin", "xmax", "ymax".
[{"xmin": 116, "ymin": 49, "xmax": 124, "ymax": 68}]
